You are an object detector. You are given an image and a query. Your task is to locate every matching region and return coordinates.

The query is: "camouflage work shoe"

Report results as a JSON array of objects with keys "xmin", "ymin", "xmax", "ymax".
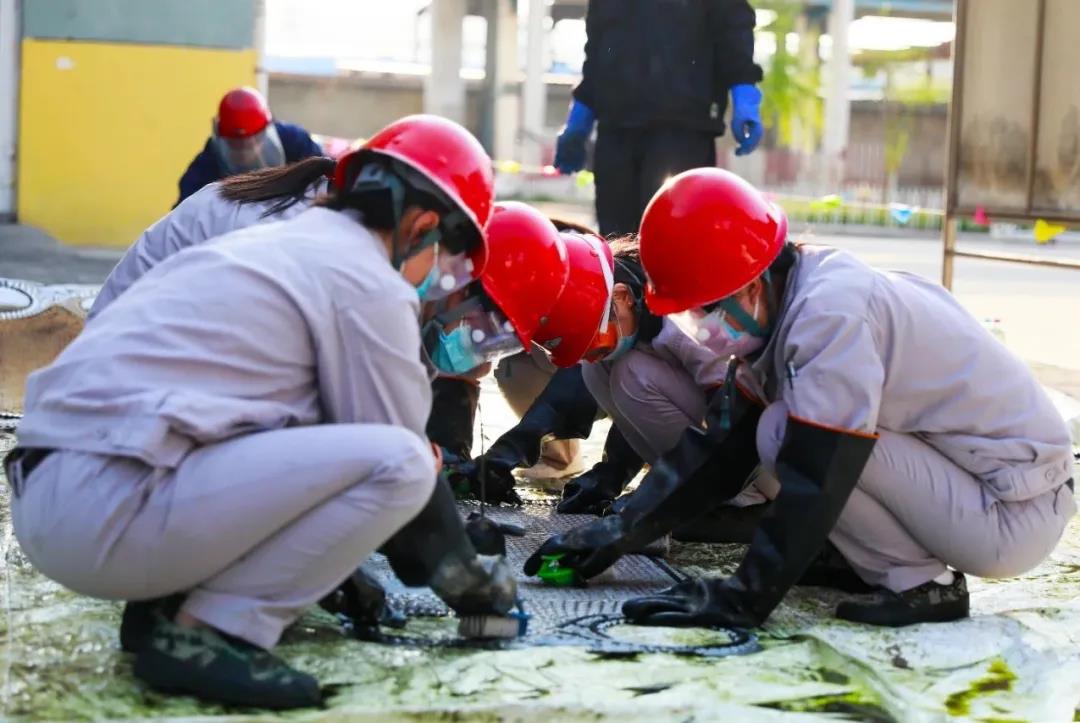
[
  {"xmin": 133, "ymin": 615, "xmax": 322, "ymax": 709},
  {"xmin": 835, "ymin": 571, "xmax": 969, "ymax": 627}
]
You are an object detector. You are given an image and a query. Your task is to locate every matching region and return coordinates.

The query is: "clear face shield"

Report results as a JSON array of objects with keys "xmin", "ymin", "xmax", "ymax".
[
  {"xmin": 421, "ymin": 287, "xmax": 524, "ymax": 376},
  {"xmin": 414, "ymin": 241, "xmax": 481, "ymax": 302},
  {"xmin": 577, "ymin": 233, "xmax": 621, "ymax": 364},
  {"xmin": 212, "ymin": 121, "xmax": 286, "ymax": 175}
]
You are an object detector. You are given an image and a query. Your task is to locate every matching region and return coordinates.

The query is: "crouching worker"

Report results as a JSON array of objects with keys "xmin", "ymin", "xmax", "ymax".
[
  {"xmin": 422, "ymin": 202, "xmax": 570, "ymax": 475},
  {"xmin": 3, "ymin": 115, "xmax": 516, "ymax": 709},
  {"xmin": 529, "ymin": 168, "xmax": 1075, "ymax": 628},
  {"xmin": 452, "ymin": 229, "xmax": 654, "ymax": 505}
]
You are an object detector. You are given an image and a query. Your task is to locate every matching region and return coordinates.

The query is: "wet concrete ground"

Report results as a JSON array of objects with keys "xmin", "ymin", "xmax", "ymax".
[{"xmin": 2, "ymin": 383, "xmax": 1079, "ymax": 721}]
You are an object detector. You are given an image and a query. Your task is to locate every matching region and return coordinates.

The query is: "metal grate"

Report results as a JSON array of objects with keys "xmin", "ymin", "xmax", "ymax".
[
  {"xmin": 361, "ymin": 501, "xmax": 757, "ymax": 657},
  {"xmin": 366, "ymin": 500, "xmax": 685, "ymax": 634}
]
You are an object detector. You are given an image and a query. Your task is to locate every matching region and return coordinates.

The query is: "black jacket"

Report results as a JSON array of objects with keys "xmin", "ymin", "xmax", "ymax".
[{"xmin": 574, "ymin": 0, "xmax": 762, "ymax": 135}]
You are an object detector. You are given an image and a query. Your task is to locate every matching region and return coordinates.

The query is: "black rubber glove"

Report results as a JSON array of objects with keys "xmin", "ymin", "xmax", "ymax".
[
  {"xmin": 430, "ymin": 554, "xmax": 518, "ymax": 617},
  {"xmin": 557, "ymin": 425, "xmax": 644, "ymax": 515},
  {"xmin": 464, "ymin": 512, "xmax": 525, "ymax": 556},
  {"xmin": 450, "ymin": 456, "xmax": 523, "ymax": 506},
  {"xmin": 622, "ymin": 578, "xmax": 760, "ymax": 629},
  {"xmin": 460, "ymin": 365, "xmax": 600, "ymax": 505},
  {"xmin": 379, "ymin": 481, "xmax": 518, "ymax": 617},
  {"xmin": 624, "ymin": 416, "xmax": 877, "ymax": 628},
  {"xmin": 526, "ymin": 375, "xmax": 764, "ymax": 581},
  {"xmin": 523, "ymin": 514, "xmax": 627, "ymax": 578},
  {"xmin": 319, "ymin": 565, "xmax": 406, "ymax": 633}
]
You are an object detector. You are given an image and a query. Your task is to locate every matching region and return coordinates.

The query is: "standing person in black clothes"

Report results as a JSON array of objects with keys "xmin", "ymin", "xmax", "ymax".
[
  {"xmin": 555, "ymin": 0, "xmax": 764, "ymax": 236},
  {"xmin": 522, "ymin": 0, "xmax": 764, "ymax": 511}
]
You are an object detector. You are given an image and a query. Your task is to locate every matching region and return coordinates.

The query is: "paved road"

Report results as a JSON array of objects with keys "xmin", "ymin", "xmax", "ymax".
[
  {"xmin": 3, "ymin": 219, "xmax": 1078, "ymax": 372},
  {"xmin": 810, "ymin": 233, "xmax": 1080, "ymax": 374}
]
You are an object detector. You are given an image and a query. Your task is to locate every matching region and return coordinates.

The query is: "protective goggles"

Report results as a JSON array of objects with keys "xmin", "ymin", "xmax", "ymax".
[{"xmin": 421, "ymin": 290, "xmax": 523, "ymax": 376}]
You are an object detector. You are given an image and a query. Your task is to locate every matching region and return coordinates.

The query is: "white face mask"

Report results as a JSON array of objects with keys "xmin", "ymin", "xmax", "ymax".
[{"xmin": 670, "ymin": 297, "xmax": 767, "ymax": 359}]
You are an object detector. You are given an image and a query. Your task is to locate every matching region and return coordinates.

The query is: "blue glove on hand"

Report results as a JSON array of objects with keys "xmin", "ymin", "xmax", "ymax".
[
  {"xmin": 554, "ymin": 101, "xmax": 596, "ymax": 174},
  {"xmin": 730, "ymin": 84, "xmax": 763, "ymax": 156}
]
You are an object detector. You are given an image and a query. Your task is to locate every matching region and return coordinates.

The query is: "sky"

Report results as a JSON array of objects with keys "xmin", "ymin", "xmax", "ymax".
[{"xmin": 264, "ymin": 0, "xmax": 955, "ymax": 74}]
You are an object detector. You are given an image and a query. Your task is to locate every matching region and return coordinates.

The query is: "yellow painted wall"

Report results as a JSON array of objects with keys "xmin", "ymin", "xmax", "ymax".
[{"xmin": 18, "ymin": 39, "xmax": 255, "ymax": 247}]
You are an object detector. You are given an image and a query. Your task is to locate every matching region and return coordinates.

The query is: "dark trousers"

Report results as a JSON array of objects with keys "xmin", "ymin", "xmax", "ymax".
[{"xmin": 594, "ymin": 126, "xmax": 717, "ymax": 236}]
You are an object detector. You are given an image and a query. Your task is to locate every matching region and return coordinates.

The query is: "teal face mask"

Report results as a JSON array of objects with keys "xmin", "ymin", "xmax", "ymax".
[
  {"xmin": 425, "ymin": 324, "xmax": 486, "ymax": 375},
  {"xmin": 605, "ymin": 330, "xmax": 638, "ymax": 362},
  {"xmin": 715, "ymin": 295, "xmax": 766, "ymax": 340},
  {"xmin": 713, "ymin": 270, "xmax": 773, "ymax": 340},
  {"xmin": 414, "ymin": 264, "xmax": 441, "ymax": 301}
]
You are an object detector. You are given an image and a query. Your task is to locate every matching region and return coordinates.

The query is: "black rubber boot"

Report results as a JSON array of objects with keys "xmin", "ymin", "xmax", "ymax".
[
  {"xmin": 835, "ymin": 572, "xmax": 969, "ymax": 627},
  {"xmin": 120, "ymin": 595, "xmax": 184, "ymax": 653},
  {"xmin": 557, "ymin": 426, "xmax": 644, "ymax": 515},
  {"xmin": 133, "ymin": 614, "xmax": 322, "ymax": 709},
  {"xmin": 671, "ymin": 502, "xmax": 771, "ymax": 544},
  {"xmin": 795, "ymin": 541, "xmax": 875, "ymax": 594},
  {"xmin": 426, "ymin": 377, "xmax": 480, "ymax": 460}
]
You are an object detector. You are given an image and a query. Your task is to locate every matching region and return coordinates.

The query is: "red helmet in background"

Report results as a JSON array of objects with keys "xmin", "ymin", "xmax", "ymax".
[
  {"xmin": 212, "ymin": 87, "xmax": 284, "ymax": 174},
  {"xmin": 481, "ymin": 203, "xmax": 569, "ymax": 348},
  {"xmin": 640, "ymin": 168, "xmax": 787, "ymax": 315},
  {"xmin": 333, "ymin": 115, "xmax": 495, "ymax": 265},
  {"xmin": 534, "ymin": 231, "xmax": 616, "ymax": 368},
  {"xmin": 216, "ymin": 87, "xmax": 272, "ymax": 138}
]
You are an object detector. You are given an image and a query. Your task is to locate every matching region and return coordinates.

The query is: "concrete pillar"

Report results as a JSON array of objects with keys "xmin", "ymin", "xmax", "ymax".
[
  {"xmin": 253, "ymin": 0, "xmax": 268, "ymax": 97},
  {"xmin": 823, "ymin": 0, "xmax": 854, "ymax": 186},
  {"xmin": 481, "ymin": 0, "xmax": 520, "ymax": 162},
  {"xmin": 424, "ymin": 0, "xmax": 467, "ymax": 123},
  {"xmin": 522, "ymin": 0, "xmax": 549, "ymax": 168},
  {"xmin": 0, "ymin": 0, "xmax": 18, "ymax": 217}
]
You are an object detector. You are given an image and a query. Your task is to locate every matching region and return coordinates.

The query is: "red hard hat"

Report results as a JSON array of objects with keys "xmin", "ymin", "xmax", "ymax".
[
  {"xmin": 481, "ymin": 203, "xmax": 569, "ymax": 348},
  {"xmin": 535, "ymin": 231, "xmax": 615, "ymax": 368},
  {"xmin": 333, "ymin": 115, "xmax": 495, "ymax": 257},
  {"xmin": 640, "ymin": 168, "xmax": 788, "ymax": 316},
  {"xmin": 216, "ymin": 87, "xmax": 272, "ymax": 139}
]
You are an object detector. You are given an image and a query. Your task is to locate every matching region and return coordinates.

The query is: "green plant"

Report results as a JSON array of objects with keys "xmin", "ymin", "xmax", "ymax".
[{"xmin": 756, "ymin": 1, "xmax": 824, "ymax": 152}]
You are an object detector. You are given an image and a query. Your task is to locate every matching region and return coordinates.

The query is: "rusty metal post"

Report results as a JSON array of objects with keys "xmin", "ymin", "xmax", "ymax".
[{"xmin": 942, "ymin": 213, "xmax": 957, "ymax": 289}]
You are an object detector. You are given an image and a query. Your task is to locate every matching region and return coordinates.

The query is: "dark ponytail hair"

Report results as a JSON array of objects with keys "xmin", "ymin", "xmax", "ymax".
[{"xmin": 217, "ymin": 156, "xmax": 336, "ymax": 218}]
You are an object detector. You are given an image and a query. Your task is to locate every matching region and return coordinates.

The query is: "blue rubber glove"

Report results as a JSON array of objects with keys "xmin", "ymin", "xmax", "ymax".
[
  {"xmin": 554, "ymin": 100, "xmax": 596, "ymax": 174},
  {"xmin": 730, "ymin": 84, "xmax": 763, "ymax": 156}
]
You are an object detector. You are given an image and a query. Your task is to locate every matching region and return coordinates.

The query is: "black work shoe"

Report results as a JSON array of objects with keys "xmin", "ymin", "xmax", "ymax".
[
  {"xmin": 796, "ymin": 542, "xmax": 875, "ymax": 594},
  {"xmin": 835, "ymin": 572, "xmax": 969, "ymax": 627},
  {"xmin": 133, "ymin": 615, "xmax": 322, "ymax": 709},
  {"xmin": 120, "ymin": 595, "xmax": 184, "ymax": 653}
]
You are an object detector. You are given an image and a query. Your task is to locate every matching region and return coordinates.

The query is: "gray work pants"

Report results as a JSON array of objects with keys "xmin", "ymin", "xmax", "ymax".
[
  {"xmin": 756, "ymin": 400, "xmax": 1077, "ymax": 592},
  {"xmin": 11, "ymin": 424, "xmax": 435, "ymax": 649},
  {"xmin": 582, "ymin": 348, "xmax": 773, "ymax": 506}
]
